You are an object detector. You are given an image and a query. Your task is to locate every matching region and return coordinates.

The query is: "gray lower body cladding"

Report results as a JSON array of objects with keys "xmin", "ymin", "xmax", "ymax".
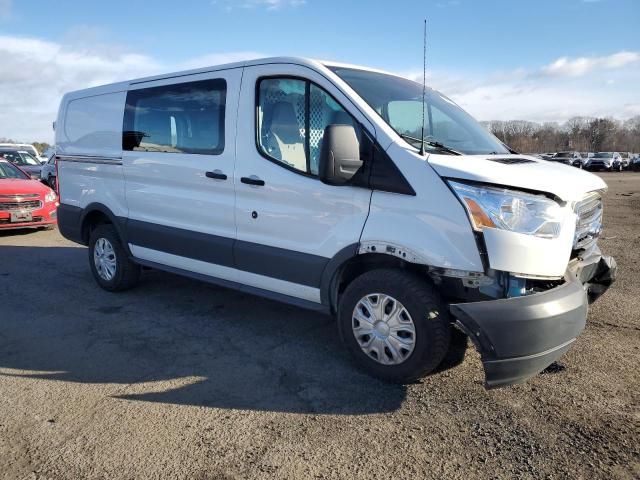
[{"xmin": 450, "ymin": 251, "xmax": 616, "ymax": 389}]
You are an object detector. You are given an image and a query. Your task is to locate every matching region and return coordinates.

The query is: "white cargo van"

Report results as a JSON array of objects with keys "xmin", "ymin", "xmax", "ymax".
[{"xmin": 55, "ymin": 57, "xmax": 616, "ymax": 388}]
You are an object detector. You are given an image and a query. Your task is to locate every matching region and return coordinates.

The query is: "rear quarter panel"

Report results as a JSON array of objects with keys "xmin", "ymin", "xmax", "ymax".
[{"xmin": 56, "ymin": 90, "xmax": 127, "ymax": 217}]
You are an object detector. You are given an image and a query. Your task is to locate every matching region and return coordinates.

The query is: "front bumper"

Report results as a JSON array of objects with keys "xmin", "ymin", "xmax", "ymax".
[
  {"xmin": 450, "ymin": 251, "xmax": 616, "ymax": 389},
  {"xmin": 0, "ymin": 205, "xmax": 57, "ymax": 230}
]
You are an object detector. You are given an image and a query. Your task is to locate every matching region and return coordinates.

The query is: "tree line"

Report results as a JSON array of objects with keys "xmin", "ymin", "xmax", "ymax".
[{"xmin": 482, "ymin": 116, "xmax": 640, "ymax": 154}]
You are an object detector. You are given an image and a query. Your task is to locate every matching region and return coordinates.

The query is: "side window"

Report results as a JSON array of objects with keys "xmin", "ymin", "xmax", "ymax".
[
  {"xmin": 257, "ymin": 78, "xmax": 359, "ymax": 175},
  {"xmin": 123, "ymin": 78, "xmax": 226, "ymax": 155}
]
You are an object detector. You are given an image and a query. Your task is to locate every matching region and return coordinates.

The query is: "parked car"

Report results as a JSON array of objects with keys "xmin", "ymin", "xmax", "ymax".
[
  {"xmin": 39, "ymin": 154, "xmax": 57, "ymax": 189},
  {"xmin": 585, "ymin": 152, "xmax": 622, "ymax": 171},
  {"xmin": 630, "ymin": 155, "xmax": 640, "ymax": 171},
  {"xmin": 55, "ymin": 56, "xmax": 616, "ymax": 389},
  {"xmin": 619, "ymin": 152, "xmax": 632, "ymax": 170},
  {"xmin": 550, "ymin": 151, "xmax": 584, "ymax": 167},
  {"xmin": 0, "ymin": 148, "xmax": 44, "ymax": 179},
  {"xmin": 0, "ymin": 159, "xmax": 58, "ymax": 230},
  {"xmin": 0, "ymin": 143, "xmax": 45, "ymax": 162}
]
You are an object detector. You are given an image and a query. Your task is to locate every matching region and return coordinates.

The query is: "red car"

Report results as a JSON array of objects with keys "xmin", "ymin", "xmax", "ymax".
[{"xmin": 0, "ymin": 159, "xmax": 58, "ymax": 230}]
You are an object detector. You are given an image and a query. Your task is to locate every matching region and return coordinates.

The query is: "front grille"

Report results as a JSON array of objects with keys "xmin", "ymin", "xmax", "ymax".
[
  {"xmin": 0, "ymin": 216, "xmax": 44, "ymax": 224},
  {"xmin": 0, "ymin": 193, "xmax": 39, "ymax": 199},
  {"xmin": 0, "ymin": 199, "xmax": 42, "ymax": 211},
  {"xmin": 588, "ymin": 160, "xmax": 607, "ymax": 167},
  {"xmin": 574, "ymin": 192, "xmax": 603, "ymax": 250}
]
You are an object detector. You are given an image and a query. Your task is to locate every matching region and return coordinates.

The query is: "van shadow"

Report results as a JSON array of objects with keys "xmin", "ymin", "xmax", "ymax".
[{"xmin": 0, "ymin": 243, "xmax": 408, "ymax": 415}]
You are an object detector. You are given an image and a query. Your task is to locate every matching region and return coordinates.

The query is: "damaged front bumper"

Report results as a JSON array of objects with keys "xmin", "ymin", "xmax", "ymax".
[{"xmin": 450, "ymin": 250, "xmax": 617, "ymax": 389}]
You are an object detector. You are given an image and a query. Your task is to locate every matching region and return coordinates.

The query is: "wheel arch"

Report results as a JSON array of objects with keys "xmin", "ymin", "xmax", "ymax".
[
  {"xmin": 80, "ymin": 203, "xmax": 129, "ymax": 254},
  {"xmin": 321, "ymin": 246, "xmax": 430, "ymax": 314}
]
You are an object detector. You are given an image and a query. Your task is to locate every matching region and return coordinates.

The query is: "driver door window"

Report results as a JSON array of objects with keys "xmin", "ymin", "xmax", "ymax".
[{"xmin": 257, "ymin": 78, "xmax": 359, "ymax": 176}]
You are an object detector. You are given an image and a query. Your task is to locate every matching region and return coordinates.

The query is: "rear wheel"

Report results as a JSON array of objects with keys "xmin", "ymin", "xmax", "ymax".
[
  {"xmin": 338, "ymin": 269, "xmax": 451, "ymax": 383},
  {"xmin": 88, "ymin": 224, "xmax": 141, "ymax": 292}
]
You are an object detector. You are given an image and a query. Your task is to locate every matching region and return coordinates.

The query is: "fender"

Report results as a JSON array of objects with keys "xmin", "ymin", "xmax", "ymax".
[{"xmin": 319, "ymin": 241, "xmax": 432, "ymax": 312}]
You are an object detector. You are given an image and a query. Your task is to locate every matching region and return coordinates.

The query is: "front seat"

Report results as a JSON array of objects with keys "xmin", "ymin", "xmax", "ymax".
[{"xmin": 264, "ymin": 102, "xmax": 306, "ymax": 171}]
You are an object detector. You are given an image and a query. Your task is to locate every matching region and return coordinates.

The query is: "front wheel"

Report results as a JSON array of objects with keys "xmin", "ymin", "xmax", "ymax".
[
  {"xmin": 48, "ymin": 175, "xmax": 57, "ymax": 190},
  {"xmin": 88, "ymin": 224, "xmax": 141, "ymax": 292},
  {"xmin": 337, "ymin": 269, "xmax": 451, "ymax": 383}
]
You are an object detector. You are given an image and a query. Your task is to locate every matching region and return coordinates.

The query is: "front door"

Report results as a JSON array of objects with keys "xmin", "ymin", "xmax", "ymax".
[{"xmin": 233, "ymin": 64, "xmax": 374, "ymax": 304}]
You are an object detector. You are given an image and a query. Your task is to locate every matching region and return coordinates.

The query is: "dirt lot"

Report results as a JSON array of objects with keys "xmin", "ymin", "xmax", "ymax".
[{"xmin": 0, "ymin": 172, "xmax": 638, "ymax": 480}]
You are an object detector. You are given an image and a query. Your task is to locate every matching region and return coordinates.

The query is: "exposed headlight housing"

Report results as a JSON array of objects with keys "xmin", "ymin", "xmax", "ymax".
[
  {"xmin": 448, "ymin": 181, "xmax": 564, "ymax": 239},
  {"xmin": 45, "ymin": 191, "xmax": 57, "ymax": 203}
]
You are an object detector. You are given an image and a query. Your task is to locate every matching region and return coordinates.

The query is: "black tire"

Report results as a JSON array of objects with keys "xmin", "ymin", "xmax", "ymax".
[
  {"xmin": 48, "ymin": 175, "xmax": 56, "ymax": 190},
  {"xmin": 337, "ymin": 269, "xmax": 451, "ymax": 383},
  {"xmin": 88, "ymin": 224, "xmax": 141, "ymax": 292}
]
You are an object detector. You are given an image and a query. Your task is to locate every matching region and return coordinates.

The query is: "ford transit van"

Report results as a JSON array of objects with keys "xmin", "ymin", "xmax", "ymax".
[{"xmin": 55, "ymin": 57, "xmax": 616, "ymax": 388}]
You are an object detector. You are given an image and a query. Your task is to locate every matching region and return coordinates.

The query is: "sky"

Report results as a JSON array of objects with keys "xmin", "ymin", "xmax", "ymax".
[{"xmin": 0, "ymin": 0, "xmax": 638, "ymax": 142}]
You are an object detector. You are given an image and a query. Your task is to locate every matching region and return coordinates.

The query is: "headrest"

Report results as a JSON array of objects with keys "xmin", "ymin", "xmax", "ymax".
[{"xmin": 269, "ymin": 102, "xmax": 302, "ymax": 144}]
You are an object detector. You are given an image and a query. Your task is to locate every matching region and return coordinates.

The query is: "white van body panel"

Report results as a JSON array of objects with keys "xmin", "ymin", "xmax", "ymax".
[
  {"xmin": 361, "ymin": 143, "xmax": 484, "ymax": 272},
  {"xmin": 234, "ymin": 63, "xmax": 373, "ymax": 261},
  {"xmin": 427, "ymin": 153, "xmax": 606, "ymax": 202},
  {"xmin": 56, "ymin": 91, "xmax": 128, "ymax": 217},
  {"xmin": 57, "ymin": 91, "xmax": 126, "ymax": 158}
]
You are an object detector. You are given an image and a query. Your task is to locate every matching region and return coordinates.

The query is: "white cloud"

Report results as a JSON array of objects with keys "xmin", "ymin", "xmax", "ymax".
[
  {"xmin": 212, "ymin": 0, "xmax": 306, "ymax": 11},
  {"xmin": 0, "ymin": 33, "xmax": 265, "ymax": 142},
  {"xmin": 1, "ymin": 32, "xmax": 638, "ymax": 143},
  {"xmin": 0, "ymin": 0, "xmax": 11, "ymax": 19},
  {"xmin": 541, "ymin": 51, "xmax": 639, "ymax": 77},
  {"xmin": 399, "ymin": 51, "xmax": 640, "ymax": 124}
]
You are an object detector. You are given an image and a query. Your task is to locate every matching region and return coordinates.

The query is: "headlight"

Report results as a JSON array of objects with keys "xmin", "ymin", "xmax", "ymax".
[
  {"xmin": 448, "ymin": 181, "xmax": 564, "ymax": 239},
  {"xmin": 45, "ymin": 191, "xmax": 57, "ymax": 203}
]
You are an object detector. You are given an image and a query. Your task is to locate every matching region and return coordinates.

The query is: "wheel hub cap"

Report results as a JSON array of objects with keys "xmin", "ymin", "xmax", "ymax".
[
  {"xmin": 93, "ymin": 237, "xmax": 117, "ymax": 281},
  {"xmin": 351, "ymin": 293, "xmax": 417, "ymax": 366}
]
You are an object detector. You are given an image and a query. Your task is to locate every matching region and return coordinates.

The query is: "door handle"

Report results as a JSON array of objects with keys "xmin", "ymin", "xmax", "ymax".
[
  {"xmin": 240, "ymin": 176, "xmax": 265, "ymax": 186},
  {"xmin": 206, "ymin": 170, "xmax": 227, "ymax": 180}
]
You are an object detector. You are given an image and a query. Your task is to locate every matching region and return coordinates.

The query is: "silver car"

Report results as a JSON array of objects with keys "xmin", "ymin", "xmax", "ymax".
[{"xmin": 40, "ymin": 154, "xmax": 57, "ymax": 189}]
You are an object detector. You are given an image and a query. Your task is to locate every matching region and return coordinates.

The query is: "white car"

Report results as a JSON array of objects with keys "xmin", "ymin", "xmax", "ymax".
[
  {"xmin": 585, "ymin": 152, "xmax": 622, "ymax": 171},
  {"xmin": 0, "ymin": 143, "xmax": 45, "ymax": 163},
  {"xmin": 54, "ymin": 57, "xmax": 616, "ymax": 389}
]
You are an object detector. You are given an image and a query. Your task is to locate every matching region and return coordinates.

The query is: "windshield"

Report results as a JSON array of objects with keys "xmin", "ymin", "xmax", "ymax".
[
  {"xmin": 0, "ymin": 151, "xmax": 41, "ymax": 166},
  {"xmin": 329, "ymin": 67, "xmax": 509, "ymax": 155},
  {"xmin": 555, "ymin": 152, "xmax": 572, "ymax": 158},
  {"xmin": 594, "ymin": 152, "xmax": 613, "ymax": 158},
  {"xmin": 0, "ymin": 161, "xmax": 28, "ymax": 179}
]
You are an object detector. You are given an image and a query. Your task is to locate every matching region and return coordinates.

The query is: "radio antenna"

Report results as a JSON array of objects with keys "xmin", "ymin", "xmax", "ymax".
[{"xmin": 419, "ymin": 19, "xmax": 427, "ymax": 157}]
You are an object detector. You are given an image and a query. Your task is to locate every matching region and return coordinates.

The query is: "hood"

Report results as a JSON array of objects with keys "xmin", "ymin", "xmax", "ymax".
[
  {"xmin": 0, "ymin": 178, "xmax": 52, "ymax": 197},
  {"xmin": 427, "ymin": 153, "xmax": 606, "ymax": 202}
]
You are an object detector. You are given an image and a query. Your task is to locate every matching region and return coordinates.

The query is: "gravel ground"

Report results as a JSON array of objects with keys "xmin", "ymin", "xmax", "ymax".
[{"xmin": 0, "ymin": 172, "xmax": 638, "ymax": 480}]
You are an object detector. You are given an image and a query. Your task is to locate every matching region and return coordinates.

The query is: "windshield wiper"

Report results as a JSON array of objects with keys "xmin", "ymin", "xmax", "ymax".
[{"xmin": 398, "ymin": 133, "xmax": 462, "ymax": 156}]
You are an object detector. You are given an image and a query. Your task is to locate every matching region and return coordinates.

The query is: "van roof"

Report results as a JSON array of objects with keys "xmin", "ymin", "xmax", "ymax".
[{"xmin": 62, "ymin": 57, "xmax": 400, "ymax": 99}]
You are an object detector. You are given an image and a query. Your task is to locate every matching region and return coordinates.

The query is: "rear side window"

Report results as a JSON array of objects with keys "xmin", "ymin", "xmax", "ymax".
[{"xmin": 123, "ymin": 79, "xmax": 226, "ymax": 155}]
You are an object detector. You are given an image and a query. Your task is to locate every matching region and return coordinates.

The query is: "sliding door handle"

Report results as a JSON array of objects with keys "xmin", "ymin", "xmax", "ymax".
[
  {"xmin": 240, "ymin": 176, "xmax": 265, "ymax": 186},
  {"xmin": 206, "ymin": 170, "xmax": 227, "ymax": 180}
]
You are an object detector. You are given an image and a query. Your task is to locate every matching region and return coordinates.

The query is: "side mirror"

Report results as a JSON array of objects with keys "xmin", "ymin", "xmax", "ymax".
[{"xmin": 318, "ymin": 125, "xmax": 362, "ymax": 185}]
